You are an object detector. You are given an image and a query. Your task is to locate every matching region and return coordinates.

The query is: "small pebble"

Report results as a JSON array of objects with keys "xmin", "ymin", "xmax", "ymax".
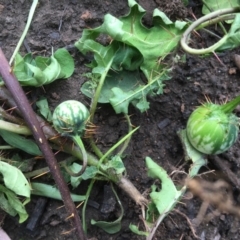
[{"xmin": 158, "ymin": 118, "xmax": 170, "ymax": 129}]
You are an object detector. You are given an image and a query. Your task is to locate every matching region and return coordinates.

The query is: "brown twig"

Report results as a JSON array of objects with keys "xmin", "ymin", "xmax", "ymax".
[
  {"xmin": 210, "ymin": 155, "xmax": 240, "ymax": 190},
  {"xmin": 0, "ymin": 48, "xmax": 86, "ymax": 240}
]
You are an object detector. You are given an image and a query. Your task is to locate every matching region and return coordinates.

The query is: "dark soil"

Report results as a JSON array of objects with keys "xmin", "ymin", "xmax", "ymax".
[{"xmin": 1, "ymin": 0, "xmax": 240, "ymax": 239}]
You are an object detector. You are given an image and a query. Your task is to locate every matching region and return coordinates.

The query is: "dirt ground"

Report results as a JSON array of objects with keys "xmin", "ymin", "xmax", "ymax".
[{"xmin": 1, "ymin": 0, "xmax": 240, "ymax": 239}]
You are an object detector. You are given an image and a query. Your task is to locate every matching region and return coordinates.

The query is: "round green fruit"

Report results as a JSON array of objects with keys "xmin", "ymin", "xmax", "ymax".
[
  {"xmin": 186, "ymin": 103, "xmax": 239, "ymax": 155},
  {"xmin": 52, "ymin": 100, "xmax": 90, "ymax": 136}
]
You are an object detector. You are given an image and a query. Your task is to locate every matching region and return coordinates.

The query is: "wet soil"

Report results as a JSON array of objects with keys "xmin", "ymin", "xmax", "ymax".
[{"xmin": 1, "ymin": 0, "xmax": 240, "ymax": 239}]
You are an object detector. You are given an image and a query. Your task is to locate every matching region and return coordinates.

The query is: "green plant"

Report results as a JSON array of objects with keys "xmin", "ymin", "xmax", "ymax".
[
  {"xmin": 3, "ymin": 0, "xmax": 240, "ymax": 239},
  {"xmin": 75, "ymin": 0, "xmax": 187, "ymax": 114},
  {"xmin": 186, "ymin": 96, "xmax": 240, "ymax": 155},
  {"xmin": 52, "ymin": 100, "xmax": 90, "ymax": 176},
  {"xmin": 12, "ymin": 48, "xmax": 74, "ymax": 87}
]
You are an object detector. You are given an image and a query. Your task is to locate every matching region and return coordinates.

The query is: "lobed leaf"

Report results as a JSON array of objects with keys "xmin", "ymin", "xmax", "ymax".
[
  {"xmin": 75, "ymin": 0, "xmax": 184, "ymax": 113},
  {"xmin": 145, "ymin": 157, "xmax": 183, "ymax": 215}
]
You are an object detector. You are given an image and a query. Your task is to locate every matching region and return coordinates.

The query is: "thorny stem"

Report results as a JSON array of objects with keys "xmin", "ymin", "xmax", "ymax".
[
  {"xmin": 181, "ymin": 7, "xmax": 240, "ymax": 55},
  {"xmin": 0, "ymin": 48, "xmax": 86, "ymax": 240},
  {"xmin": 0, "ymin": 106, "xmax": 25, "ymax": 125}
]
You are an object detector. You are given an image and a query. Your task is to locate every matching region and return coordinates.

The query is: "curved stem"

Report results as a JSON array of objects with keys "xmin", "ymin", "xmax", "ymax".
[
  {"xmin": 63, "ymin": 135, "xmax": 88, "ymax": 177},
  {"xmin": 181, "ymin": 7, "xmax": 240, "ymax": 55}
]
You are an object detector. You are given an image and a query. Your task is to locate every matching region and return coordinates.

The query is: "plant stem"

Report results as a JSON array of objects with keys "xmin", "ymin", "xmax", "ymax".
[
  {"xmin": 82, "ymin": 178, "xmax": 95, "ymax": 233},
  {"xmin": 89, "ymin": 62, "xmax": 112, "ymax": 122},
  {"xmin": 0, "ymin": 106, "xmax": 26, "ymax": 125},
  {"xmin": 181, "ymin": 7, "xmax": 240, "ymax": 55},
  {"xmin": 202, "ymin": 0, "xmax": 228, "ymax": 35},
  {"xmin": 0, "ymin": 119, "xmax": 32, "ymax": 135},
  {"xmin": 0, "ymin": 145, "xmax": 15, "ymax": 150},
  {"xmin": 9, "ymin": 0, "xmax": 38, "ymax": 65},
  {"xmin": 0, "ymin": 48, "xmax": 86, "ymax": 240},
  {"xmin": 221, "ymin": 95, "xmax": 240, "ymax": 113},
  {"xmin": 117, "ymin": 114, "xmax": 133, "ymax": 156},
  {"xmin": 64, "ymin": 135, "xmax": 88, "ymax": 176},
  {"xmin": 24, "ymin": 156, "xmax": 77, "ymax": 178},
  {"xmin": 98, "ymin": 127, "xmax": 139, "ymax": 166},
  {"xmin": 87, "ymin": 60, "xmax": 113, "ymax": 157}
]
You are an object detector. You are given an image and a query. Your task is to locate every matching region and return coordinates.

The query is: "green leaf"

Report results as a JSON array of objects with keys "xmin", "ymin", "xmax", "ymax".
[
  {"xmin": 7, "ymin": 154, "xmax": 36, "ymax": 172},
  {"xmin": 99, "ymin": 0, "xmax": 187, "ymax": 81},
  {"xmin": 91, "ymin": 184, "xmax": 124, "ymax": 234},
  {"xmin": 53, "ymin": 48, "xmax": 75, "ymax": 78},
  {"xmin": 25, "ymin": 63, "xmax": 46, "ymax": 86},
  {"xmin": 13, "ymin": 48, "xmax": 74, "ymax": 87},
  {"xmin": 110, "ymin": 72, "xmax": 167, "ymax": 114},
  {"xmin": 129, "ymin": 224, "xmax": 149, "ymax": 236},
  {"xmin": 0, "ymin": 161, "xmax": 31, "ymax": 198},
  {"xmin": 82, "ymin": 69, "xmax": 168, "ymax": 114},
  {"xmin": 0, "ymin": 192, "xmax": 17, "ymax": 216},
  {"xmin": 112, "ymin": 44, "xmax": 143, "ymax": 71},
  {"xmin": 145, "ymin": 157, "xmax": 183, "ymax": 215},
  {"xmin": 102, "ymin": 156, "xmax": 125, "ymax": 175},
  {"xmin": 216, "ymin": 14, "xmax": 240, "ymax": 51},
  {"xmin": 36, "ymin": 97, "xmax": 52, "ymax": 121},
  {"xmin": 0, "ymin": 130, "xmax": 42, "ymax": 156},
  {"xmin": 69, "ymin": 163, "xmax": 98, "ymax": 188},
  {"xmin": 91, "ymin": 218, "xmax": 122, "ymax": 234},
  {"xmin": 0, "ymin": 184, "xmax": 29, "ymax": 223},
  {"xmin": 202, "ymin": 0, "xmax": 239, "ymax": 15},
  {"xmin": 77, "ymin": 39, "xmax": 118, "ymax": 75},
  {"xmin": 31, "ymin": 182, "xmax": 86, "ymax": 202},
  {"xmin": 81, "ymin": 69, "xmax": 140, "ymax": 104},
  {"xmin": 75, "ymin": 0, "xmax": 183, "ymax": 113},
  {"xmin": 177, "ymin": 129, "xmax": 207, "ymax": 177}
]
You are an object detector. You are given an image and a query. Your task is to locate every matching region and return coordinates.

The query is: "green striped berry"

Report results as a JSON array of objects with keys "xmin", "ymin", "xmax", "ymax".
[{"xmin": 52, "ymin": 100, "xmax": 90, "ymax": 136}]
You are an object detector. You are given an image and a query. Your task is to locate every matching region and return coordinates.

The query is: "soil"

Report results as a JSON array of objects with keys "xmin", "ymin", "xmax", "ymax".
[{"xmin": 1, "ymin": 0, "xmax": 240, "ymax": 240}]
